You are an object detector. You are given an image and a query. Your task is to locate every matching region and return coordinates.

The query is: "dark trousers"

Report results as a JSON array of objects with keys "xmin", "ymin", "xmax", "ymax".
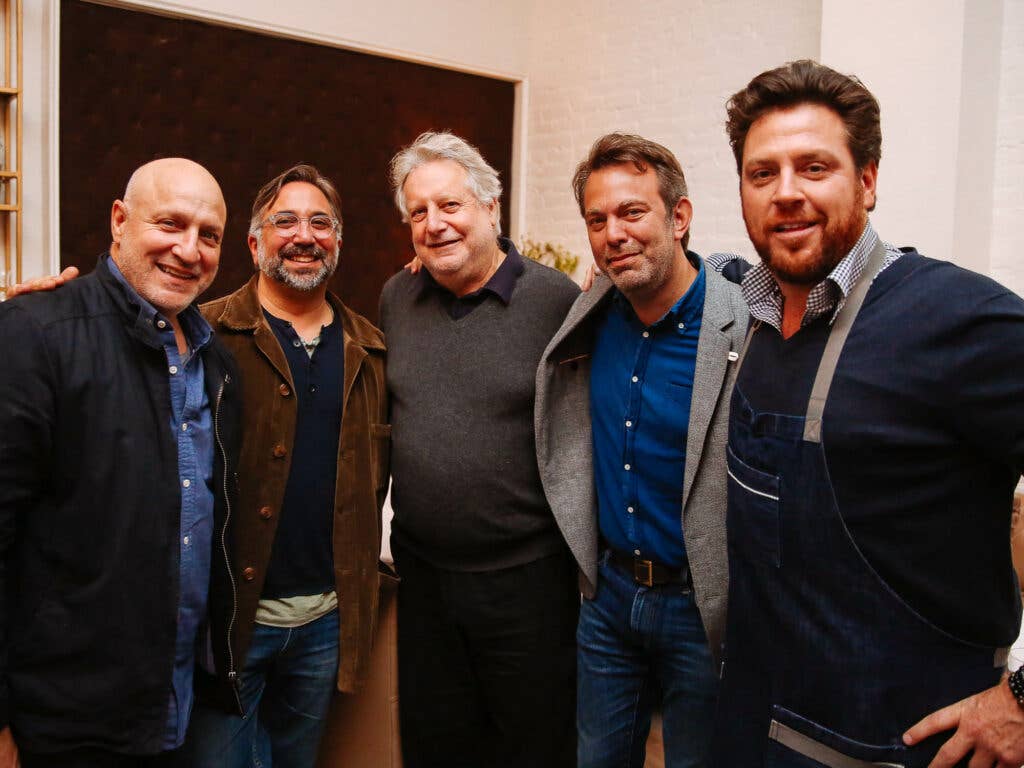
[
  {"xmin": 393, "ymin": 544, "xmax": 579, "ymax": 768},
  {"xmin": 19, "ymin": 748, "xmax": 181, "ymax": 768}
]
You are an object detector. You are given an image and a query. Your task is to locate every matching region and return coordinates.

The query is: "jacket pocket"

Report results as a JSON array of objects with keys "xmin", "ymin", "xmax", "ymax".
[
  {"xmin": 726, "ymin": 444, "xmax": 781, "ymax": 567},
  {"xmin": 766, "ymin": 706, "xmax": 906, "ymax": 768}
]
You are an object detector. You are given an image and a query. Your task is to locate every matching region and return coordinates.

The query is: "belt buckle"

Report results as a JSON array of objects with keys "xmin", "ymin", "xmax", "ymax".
[{"xmin": 634, "ymin": 558, "xmax": 655, "ymax": 587}]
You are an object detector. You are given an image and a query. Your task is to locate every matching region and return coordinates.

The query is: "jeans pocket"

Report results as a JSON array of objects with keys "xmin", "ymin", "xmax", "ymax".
[
  {"xmin": 766, "ymin": 705, "xmax": 907, "ymax": 768},
  {"xmin": 726, "ymin": 445, "xmax": 782, "ymax": 567}
]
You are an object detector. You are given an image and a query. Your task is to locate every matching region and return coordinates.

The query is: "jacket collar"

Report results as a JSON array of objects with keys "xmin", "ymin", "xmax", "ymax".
[{"xmin": 214, "ymin": 273, "xmax": 385, "ymax": 352}]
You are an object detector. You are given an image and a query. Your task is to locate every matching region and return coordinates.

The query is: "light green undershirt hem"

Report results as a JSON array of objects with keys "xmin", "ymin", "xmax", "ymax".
[{"xmin": 255, "ymin": 591, "xmax": 338, "ymax": 628}]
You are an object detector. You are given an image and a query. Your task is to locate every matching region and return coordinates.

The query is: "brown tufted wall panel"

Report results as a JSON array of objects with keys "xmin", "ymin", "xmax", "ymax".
[{"xmin": 59, "ymin": 0, "xmax": 515, "ymax": 321}]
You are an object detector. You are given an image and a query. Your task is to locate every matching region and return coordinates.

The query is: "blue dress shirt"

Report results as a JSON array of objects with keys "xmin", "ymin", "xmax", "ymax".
[
  {"xmin": 590, "ymin": 256, "xmax": 706, "ymax": 569},
  {"xmin": 107, "ymin": 259, "xmax": 215, "ymax": 747}
]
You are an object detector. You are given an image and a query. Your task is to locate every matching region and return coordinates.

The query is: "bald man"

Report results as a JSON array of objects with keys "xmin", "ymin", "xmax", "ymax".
[{"xmin": 0, "ymin": 158, "xmax": 242, "ymax": 766}]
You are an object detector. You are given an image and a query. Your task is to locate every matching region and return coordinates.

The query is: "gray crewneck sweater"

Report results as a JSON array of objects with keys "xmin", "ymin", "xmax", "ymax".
[{"xmin": 380, "ymin": 251, "xmax": 579, "ymax": 571}]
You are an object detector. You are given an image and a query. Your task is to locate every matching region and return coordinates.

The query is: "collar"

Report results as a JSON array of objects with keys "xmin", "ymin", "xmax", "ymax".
[
  {"xmin": 417, "ymin": 236, "xmax": 524, "ymax": 305},
  {"xmin": 105, "ymin": 253, "xmax": 212, "ymax": 352},
  {"xmin": 215, "ymin": 273, "xmax": 385, "ymax": 351},
  {"xmin": 741, "ymin": 220, "xmax": 901, "ymax": 332},
  {"xmin": 611, "ymin": 250, "xmax": 706, "ymax": 331}
]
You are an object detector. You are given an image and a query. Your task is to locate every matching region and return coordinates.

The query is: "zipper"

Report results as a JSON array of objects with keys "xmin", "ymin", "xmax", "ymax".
[{"xmin": 213, "ymin": 372, "xmax": 243, "ymax": 713}]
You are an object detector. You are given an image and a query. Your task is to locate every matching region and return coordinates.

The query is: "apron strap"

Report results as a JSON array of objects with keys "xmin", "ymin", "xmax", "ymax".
[{"xmin": 803, "ymin": 239, "xmax": 889, "ymax": 443}]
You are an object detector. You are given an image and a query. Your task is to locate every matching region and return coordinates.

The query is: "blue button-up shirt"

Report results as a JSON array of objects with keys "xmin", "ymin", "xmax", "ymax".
[
  {"xmin": 590, "ymin": 257, "xmax": 706, "ymax": 569},
  {"xmin": 107, "ymin": 259, "xmax": 215, "ymax": 747}
]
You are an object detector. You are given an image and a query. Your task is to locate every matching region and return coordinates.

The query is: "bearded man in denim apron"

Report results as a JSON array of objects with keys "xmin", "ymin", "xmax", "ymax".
[{"xmin": 710, "ymin": 60, "xmax": 1024, "ymax": 768}]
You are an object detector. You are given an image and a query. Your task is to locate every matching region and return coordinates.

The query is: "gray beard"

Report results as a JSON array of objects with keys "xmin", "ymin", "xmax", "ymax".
[{"xmin": 257, "ymin": 242, "xmax": 337, "ymax": 292}]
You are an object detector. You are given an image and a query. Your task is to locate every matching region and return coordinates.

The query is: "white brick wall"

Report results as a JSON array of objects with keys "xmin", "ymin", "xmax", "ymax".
[
  {"xmin": 991, "ymin": 0, "xmax": 1024, "ymax": 297},
  {"xmin": 522, "ymin": 0, "xmax": 821, "ymax": 280}
]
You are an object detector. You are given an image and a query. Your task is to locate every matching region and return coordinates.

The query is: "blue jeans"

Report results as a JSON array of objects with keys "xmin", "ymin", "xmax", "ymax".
[
  {"xmin": 181, "ymin": 609, "xmax": 339, "ymax": 768},
  {"xmin": 577, "ymin": 553, "xmax": 718, "ymax": 768}
]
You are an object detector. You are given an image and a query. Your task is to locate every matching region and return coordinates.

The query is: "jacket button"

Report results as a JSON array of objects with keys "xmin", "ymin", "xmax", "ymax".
[
  {"xmin": 279, "ymin": 384, "xmax": 291, "ymax": 397},
  {"xmin": 273, "ymin": 443, "xmax": 287, "ymax": 458},
  {"xmin": 259, "ymin": 506, "xmax": 273, "ymax": 520},
  {"xmin": 243, "ymin": 567, "xmax": 256, "ymax": 581}
]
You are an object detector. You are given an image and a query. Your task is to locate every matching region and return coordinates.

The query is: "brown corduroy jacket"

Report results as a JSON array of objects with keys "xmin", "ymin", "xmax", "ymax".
[{"xmin": 201, "ymin": 274, "xmax": 390, "ymax": 694}]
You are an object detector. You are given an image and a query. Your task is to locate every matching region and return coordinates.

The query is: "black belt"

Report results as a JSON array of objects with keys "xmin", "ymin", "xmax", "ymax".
[{"xmin": 607, "ymin": 549, "xmax": 692, "ymax": 588}]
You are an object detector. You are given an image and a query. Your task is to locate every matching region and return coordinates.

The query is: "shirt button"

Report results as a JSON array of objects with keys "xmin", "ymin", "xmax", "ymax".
[
  {"xmin": 273, "ymin": 443, "xmax": 287, "ymax": 458},
  {"xmin": 627, "ymin": 506, "xmax": 634, "ymax": 514},
  {"xmin": 169, "ymin": 365, "xmax": 179, "ymax": 375},
  {"xmin": 309, "ymin": 385, "xmax": 317, "ymax": 393},
  {"xmin": 279, "ymin": 384, "xmax": 291, "ymax": 397},
  {"xmin": 642, "ymin": 331, "xmax": 649, "ymax": 338},
  {"xmin": 678, "ymin": 322, "xmax": 685, "ymax": 330},
  {"xmin": 181, "ymin": 423, "xmax": 189, "ymax": 432},
  {"xmin": 624, "ymin": 464, "xmax": 631, "ymax": 471},
  {"xmin": 634, "ymin": 549, "xmax": 641, "ymax": 556},
  {"xmin": 156, "ymin": 319, "xmax": 167, "ymax": 329},
  {"xmin": 243, "ymin": 567, "xmax": 256, "ymax": 582},
  {"xmin": 183, "ymin": 535, "xmax": 190, "ymax": 546},
  {"xmin": 625, "ymin": 420, "xmax": 632, "ymax": 428},
  {"xmin": 182, "ymin": 478, "xmax": 191, "ymax": 488},
  {"xmin": 292, "ymin": 339, "xmax": 302, "ymax": 348},
  {"xmin": 259, "ymin": 506, "xmax": 273, "ymax": 520},
  {"xmin": 631, "ymin": 376, "xmax": 638, "ymax": 383}
]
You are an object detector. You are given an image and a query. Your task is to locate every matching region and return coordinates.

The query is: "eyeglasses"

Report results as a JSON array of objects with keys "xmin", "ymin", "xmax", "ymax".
[{"xmin": 263, "ymin": 213, "xmax": 339, "ymax": 238}]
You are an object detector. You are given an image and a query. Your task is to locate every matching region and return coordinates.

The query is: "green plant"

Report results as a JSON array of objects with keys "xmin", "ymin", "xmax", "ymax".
[{"xmin": 520, "ymin": 237, "xmax": 579, "ymax": 276}]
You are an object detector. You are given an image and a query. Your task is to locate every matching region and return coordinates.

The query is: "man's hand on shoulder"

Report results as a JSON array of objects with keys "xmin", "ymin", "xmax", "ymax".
[
  {"xmin": 6, "ymin": 266, "xmax": 79, "ymax": 299},
  {"xmin": 903, "ymin": 676, "xmax": 1024, "ymax": 767},
  {"xmin": 0, "ymin": 726, "xmax": 19, "ymax": 768},
  {"xmin": 580, "ymin": 263, "xmax": 602, "ymax": 292}
]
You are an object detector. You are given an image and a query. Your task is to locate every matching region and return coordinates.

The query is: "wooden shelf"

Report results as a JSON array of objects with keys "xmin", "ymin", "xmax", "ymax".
[{"xmin": 0, "ymin": 0, "xmax": 21, "ymax": 286}]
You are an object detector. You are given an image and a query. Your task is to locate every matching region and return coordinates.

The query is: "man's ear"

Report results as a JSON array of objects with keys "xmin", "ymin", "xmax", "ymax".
[
  {"xmin": 861, "ymin": 161, "xmax": 878, "ymax": 213},
  {"xmin": 248, "ymin": 232, "xmax": 260, "ymax": 268},
  {"xmin": 673, "ymin": 197, "xmax": 694, "ymax": 243},
  {"xmin": 110, "ymin": 200, "xmax": 128, "ymax": 243}
]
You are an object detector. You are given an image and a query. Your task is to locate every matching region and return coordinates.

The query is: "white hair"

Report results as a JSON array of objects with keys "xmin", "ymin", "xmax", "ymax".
[{"xmin": 389, "ymin": 131, "xmax": 503, "ymax": 235}]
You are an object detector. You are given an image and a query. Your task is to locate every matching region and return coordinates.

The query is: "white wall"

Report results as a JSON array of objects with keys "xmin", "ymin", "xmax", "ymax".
[
  {"xmin": 16, "ymin": 0, "xmax": 1024, "ymax": 295},
  {"xmin": 522, "ymin": 0, "xmax": 821, "ymax": 277},
  {"xmin": 991, "ymin": 0, "xmax": 1024, "ymax": 296}
]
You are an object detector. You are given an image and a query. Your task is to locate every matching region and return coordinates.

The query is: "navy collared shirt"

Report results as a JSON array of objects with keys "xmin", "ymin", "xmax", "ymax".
[
  {"xmin": 590, "ymin": 254, "xmax": 706, "ymax": 569},
  {"xmin": 418, "ymin": 237, "xmax": 524, "ymax": 319},
  {"xmin": 107, "ymin": 259, "xmax": 215, "ymax": 747}
]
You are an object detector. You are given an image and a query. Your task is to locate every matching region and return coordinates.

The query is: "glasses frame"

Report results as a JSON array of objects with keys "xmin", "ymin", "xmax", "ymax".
[{"xmin": 262, "ymin": 212, "xmax": 340, "ymax": 239}]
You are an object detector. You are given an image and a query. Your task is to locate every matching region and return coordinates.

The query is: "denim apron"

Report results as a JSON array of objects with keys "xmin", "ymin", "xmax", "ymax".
[{"xmin": 712, "ymin": 241, "xmax": 1008, "ymax": 768}]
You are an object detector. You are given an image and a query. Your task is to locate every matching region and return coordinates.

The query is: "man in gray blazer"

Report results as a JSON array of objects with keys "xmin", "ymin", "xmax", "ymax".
[{"xmin": 536, "ymin": 133, "xmax": 747, "ymax": 768}]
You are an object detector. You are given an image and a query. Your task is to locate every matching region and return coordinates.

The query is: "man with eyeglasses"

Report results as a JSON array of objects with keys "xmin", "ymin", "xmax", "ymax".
[{"xmin": 180, "ymin": 164, "xmax": 389, "ymax": 767}]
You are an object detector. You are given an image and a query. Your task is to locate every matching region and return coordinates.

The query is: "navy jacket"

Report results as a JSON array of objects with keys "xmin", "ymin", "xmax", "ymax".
[{"xmin": 0, "ymin": 254, "xmax": 242, "ymax": 754}]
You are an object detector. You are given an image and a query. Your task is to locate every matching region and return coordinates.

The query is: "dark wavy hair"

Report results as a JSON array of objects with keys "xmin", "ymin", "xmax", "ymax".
[{"xmin": 725, "ymin": 60, "xmax": 881, "ymax": 174}]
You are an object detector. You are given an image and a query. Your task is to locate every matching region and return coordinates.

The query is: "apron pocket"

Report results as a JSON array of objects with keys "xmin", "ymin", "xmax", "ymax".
[
  {"xmin": 766, "ymin": 705, "xmax": 906, "ymax": 768},
  {"xmin": 726, "ymin": 445, "xmax": 782, "ymax": 567}
]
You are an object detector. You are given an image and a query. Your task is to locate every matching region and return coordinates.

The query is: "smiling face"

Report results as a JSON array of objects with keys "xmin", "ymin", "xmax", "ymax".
[
  {"xmin": 402, "ymin": 159, "xmax": 499, "ymax": 292},
  {"xmin": 110, "ymin": 158, "xmax": 226, "ymax": 318},
  {"xmin": 740, "ymin": 103, "xmax": 877, "ymax": 287},
  {"xmin": 248, "ymin": 181, "xmax": 340, "ymax": 292},
  {"xmin": 583, "ymin": 163, "xmax": 691, "ymax": 300}
]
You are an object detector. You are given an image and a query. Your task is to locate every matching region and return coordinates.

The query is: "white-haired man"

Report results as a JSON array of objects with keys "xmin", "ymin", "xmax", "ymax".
[{"xmin": 379, "ymin": 132, "xmax": 580, "ymax": 768}]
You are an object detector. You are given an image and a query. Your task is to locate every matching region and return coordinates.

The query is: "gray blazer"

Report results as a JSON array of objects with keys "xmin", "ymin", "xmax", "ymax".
[{"xmin": 534, "ymin": 265, "xmax": 748, "ymax": 660}]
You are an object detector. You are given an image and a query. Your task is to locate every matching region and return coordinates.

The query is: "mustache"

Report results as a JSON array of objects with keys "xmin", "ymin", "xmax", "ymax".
[{"xmin": 279, "ymin": 243, "xmax": 329, "ymax": 260}]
